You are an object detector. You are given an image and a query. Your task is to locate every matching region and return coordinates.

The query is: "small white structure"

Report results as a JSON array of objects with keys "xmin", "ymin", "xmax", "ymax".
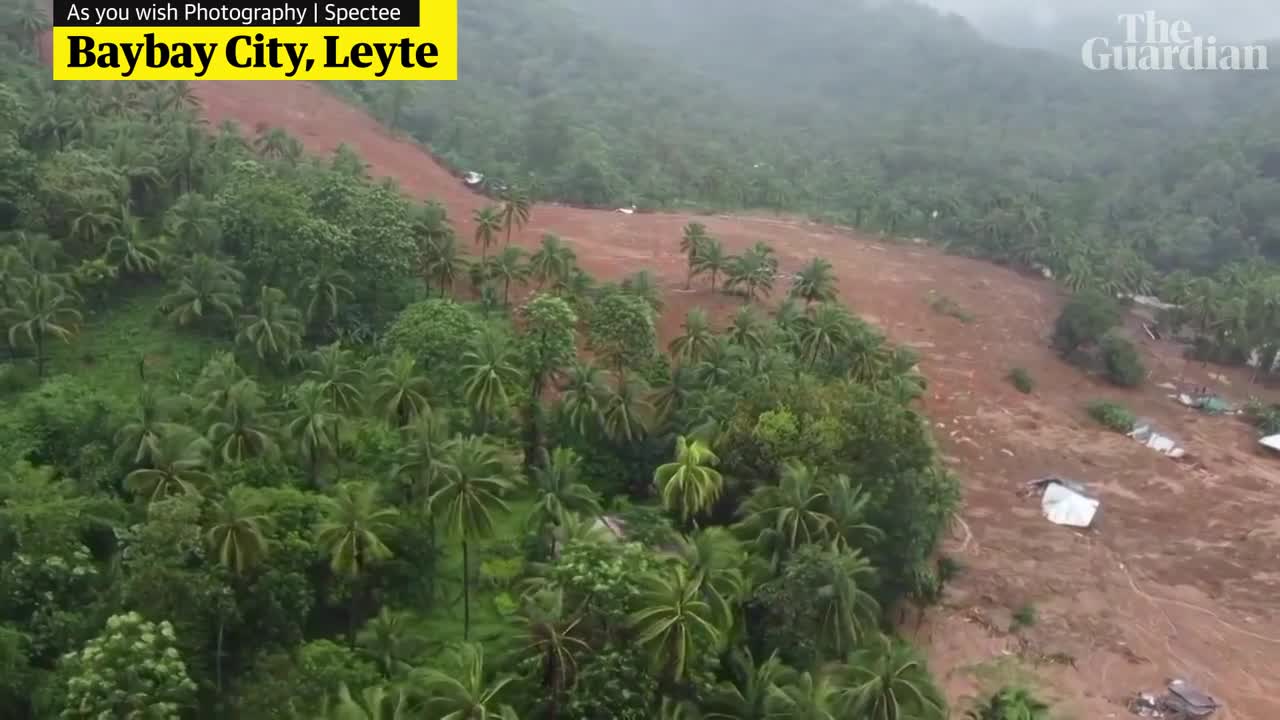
[
  {"xmin": 1260, "ymin": 435, "xmax": 1280, "ymax": 453},
  {"xmin": 463, "ymin": 171, "xmax": 484, "ymax": 186},
  {"xmin": 1026, "ymin": 477, "xmax": 1099, "ymax": 528},
  {"xmin": 1129, "ymin": 421, "xmax": 1186, "ymax": 459},
  {"xmin": 617, "ymin": 205, "xmax": 636, "ymax": 215}
]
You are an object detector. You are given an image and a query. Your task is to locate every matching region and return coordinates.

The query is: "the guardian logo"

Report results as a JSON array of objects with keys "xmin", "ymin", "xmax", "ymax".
[{"xmin": 1082, "ymin": 11, "xmax": 1268, "ymax": 71}]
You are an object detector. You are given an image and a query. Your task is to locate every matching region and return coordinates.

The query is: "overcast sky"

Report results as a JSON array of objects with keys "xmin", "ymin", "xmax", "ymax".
[{"xmin": 922, "ymin": 0, "xmax": 1280, "ymax": 46}]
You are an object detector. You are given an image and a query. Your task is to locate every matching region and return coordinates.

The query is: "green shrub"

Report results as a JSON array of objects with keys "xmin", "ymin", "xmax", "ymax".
[
  {"xmin": 1100, "ymin": 333, "xmax": 1146, "ymax": 387},
  {"xmin": 1087, "ymin": 400, "xmax": 1136, "ymax": 433},
  {"xmin": 1011, "ymin": 603, "xmax": 1038, "ymax": 629},
  {"xmin": 1007, "ymin": 367, "xmax": 1034, "ymax": 394},
  {"xmin": 1053, "ymin": 289, "xmax": 1120, "ymax": 354}
]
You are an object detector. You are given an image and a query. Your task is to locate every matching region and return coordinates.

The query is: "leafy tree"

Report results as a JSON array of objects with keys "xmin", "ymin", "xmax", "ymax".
[
  {"xmin": 58, "ymin": 613, "xmax": 196, "ymax": 720},
  {"xmin": 791, "ymin": 257, "xmax": 838, "ymax": 305},
  {"xmin": 1100, "ymin": 333, "xmax": 1146, "ymax": 387},
  {"xmin": 416, "ymin": 643, "xmax": 517, "ymax": 719},
  {"xmin": 628, "ymin": 566, "xmax": 722, "ymax": 683},
  {"xmin": 3, "ymin": 273, "xmax": 82, "ymax": 378},
  {"xmin": 1052, "ymin": 289, "xmax": 1119, "ymax": 355},
  {"xmin": 764, "ymin": 666, "xmax": 851, "ymax": 720},
  {"xmin": 316, "ymin": 482, "xmax": 399, "ymax": 645},
  {"xmin": 431, "ymin": 436, "xmax": 521, "ymax": 639},
  {"xmin": 654, "ymin": 435, "xmax": 724, "ymax": 524},
  {"xmin": 237, "ymin": 285, "xmax": 304, "ymax": 365},
  {"xmin": 588, "ymin": 292, "xmax": 658, "ymax": 375},
  {"xmin": 753, "ymin": 545, "xmax": 880, "ymax": 661},
  {"xmin": 124, "ymin": 427, "xmax": 214, "ymax": 504},
  {"xmin": 473, "ymin": 205, "xmax": 503, "ymax": 264}
]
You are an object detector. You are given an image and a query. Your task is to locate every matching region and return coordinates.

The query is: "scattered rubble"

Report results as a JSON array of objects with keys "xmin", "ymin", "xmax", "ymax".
[{"xmin": 1129, "ymin": 679, "xmax": 1218, "ymax": 718}]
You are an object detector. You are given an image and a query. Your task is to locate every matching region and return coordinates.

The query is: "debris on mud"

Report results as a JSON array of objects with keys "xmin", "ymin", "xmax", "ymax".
[
  {"xmin": 1128, "ymin": 679, "xmax": 1219, "ymax": 718},
  {"xmin": 1023, "ymin": 477, "xmax": 1099, "ymax": 528},
  {"xmin": 1128, "ymin": 420, "xmax": 1187, "ymax": 459}
]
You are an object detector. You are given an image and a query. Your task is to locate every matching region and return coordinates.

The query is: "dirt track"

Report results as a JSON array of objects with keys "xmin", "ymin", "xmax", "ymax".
[{"xmin": 194, "ymin": 81, "xmax": 1280, "ymax": 719}]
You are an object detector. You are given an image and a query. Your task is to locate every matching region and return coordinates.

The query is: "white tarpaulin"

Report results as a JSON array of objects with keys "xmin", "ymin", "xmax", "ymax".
[
  {"xmin": 1129, "ymin": 421, "xmax": 1186, "ymax": 458},
  {"xmin": 1261, "ymin": 435, "xmax": 1280, "ymax": 452},
  {"xmin": 1040, "ymin": 481, "xmax": 1100, "ymax": 528}
]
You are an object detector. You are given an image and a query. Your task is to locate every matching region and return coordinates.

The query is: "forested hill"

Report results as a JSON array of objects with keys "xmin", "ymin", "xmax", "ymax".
[{"xmin": 349, "ymin": 0, "xmax": 1280, "ymax": 281}]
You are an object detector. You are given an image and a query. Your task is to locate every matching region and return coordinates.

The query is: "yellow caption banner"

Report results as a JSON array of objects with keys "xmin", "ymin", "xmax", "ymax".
[{"xmin": 52, "ymin": 1, "xmax": 456, "ymax": 80}]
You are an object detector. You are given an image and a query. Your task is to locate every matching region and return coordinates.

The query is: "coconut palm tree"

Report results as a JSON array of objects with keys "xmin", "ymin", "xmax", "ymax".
[
  {"xmin": 106, "ymin": 205, "xmax": 165, "ymax": 275},
  {"xmin": 161, "ymin": 254, "xmax": 243, "ymax": 328},
  {"xmin": 207, "ymin": 378, "xmax": 278, "ymax": 465},
  {"xmin": 10, "ymin": 0, "xmax": 49, "ymax": 53},
  {"xmin": 825, "ymin": 474, "xmax": 885, "ymax": 553},
  {"xmin": 693, "ymin": 237, "xmax": 730, "ymax": 291},
  {"xmin": 113, "ymin": 387, "xmax": 182, "ymax": 466},
  {"xmin": 681, "ymin": 223, "xmax": 710, "ymax": 289},
  {"xmin": 726, "ymin": 251, "xmax": 775, "ymax": 303},
  {"xmin": 726, "ymin": 306, "xmax": 771, "ymax": 359},
  {"xmin": 3, "ymin": 273, "xmax": 82, "ymax": 377},
  {"xmin": 124, "ymin": 427, "xmax": 214, "ymax": 504},
  {"xmin": 286, "ymin": 381, "xmax": 340, "ymax": 486},
  {"xmin": 422, "ymin": 234, "xmax": 464, "ymax": 298},
  {"xmin": 510, "ymin": 588, "xmax": 590, "ymax": 719},
  {"xmin": 500, "ymin": 186, "xmax": 532, "ymax": 247},
  {"xmin": 431, "ymin": 436, "xmax": 521, "ymax": 639},
  {"xmin": 488, "ymin": 246, "xmax": 530, "ymax": 307},
  {"xmin": 628, "ymin": 566, "xmax": 722, "ymax": 683},
  {"xmin": 254, "ymin": 126, "xmax": 294, "ymax": 161},
  {"xmin": 655, "ymin": 435, "xmax": 724, "ymax": 524},
  {"xmin": 358, "ymin": 608, "xmax": 429, "ymax": 679},
  {"xmin": 705, "ymin": 649, "xmax": 796, "ymax": 720},
  {"xmin": 736, "ymin": 462, "xmax": 835, "ymax": 568},
  {"xmin": 791, "ymin": 257, "xmax": 838, "ymax": 305},
  {"xmin": 667, "ymin": 527, "xmax": 745, "ymax": 630},
  {"xmin": 324, "ymin": 683, "xmax": 415, "ymax": 720},
  {"xmin": 765, "ymin": 667, "xmax": 851, "ymax": 720},
  {"xmin": 558, "ymin": 360, "xmax": 608, "ymax": 438},
  {"xmin": 669, "ymin": 309, "xmax": 717, "ymax": 366},
  {"xmin": 204, "ymin": 486, "xmax": 271, "ymax": 693},
  {"xmin": 415, "ymin": 643, "xmax": 518, "ymax": 719},
  {"xmin": 392, "ymin": 409, "xmax": 453, "ymax": 511},
  {"xmin": 237, "ymin": 285, "xmax": 304, "ymax": 366},
  {"xmin": 371, "ymin": 352, "xmax": 432, "ymax": 428},
  {"xmin": 601, "ymin": 375, "xmax": 653, "ymax": 445},
  {"xmin": 528, "ymin": 448, "xmax": 602, "ymax": 545},
  {"xmin": 306, "ymin": 342, "xmax": 366, "ymax": 416},
  {"xmin": 316, "ymin": 481, "xmax": 399, "ymax": 645},
  {"xmin": 798, "ymin": 303, "xmax": 854, "ymax": 369},
  {"xmin": 843, "ymin": 634, "xmax": 947, "ymax": 720},
  {"xmin": 303, "ymin": 267, "xmax": 355, "ymax": 332},
  {"xmin": 461, "ymin": 328, "xmax": 522, "ymax": 431},
  {"xmin": 529, "ymin": 234, "xmax": 577, "ymax": 291},
  {"xmin": 473, "ymin": 205, "xmax": 503, "ymax": 264},
  {"xmin": 622, "ymin": 270, "xmax": 664, "ymax": 313},
  {"xmin": 809, "ymin": 546, "xmax": 881, "ymax": 657}
]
